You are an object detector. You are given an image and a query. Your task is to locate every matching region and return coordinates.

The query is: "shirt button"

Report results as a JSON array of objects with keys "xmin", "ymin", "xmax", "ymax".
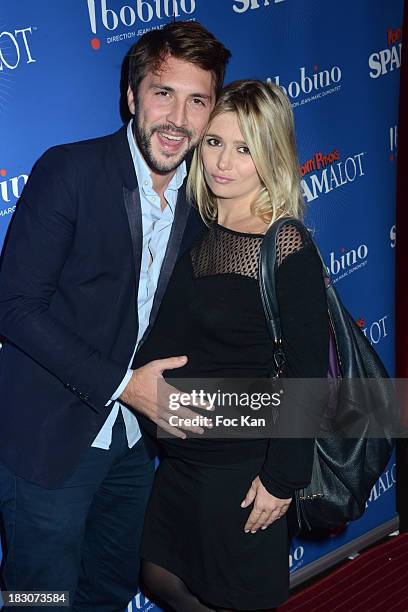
[{"xmin": 144, "ymin": 180, "xmax": 148, "ymax": 186}]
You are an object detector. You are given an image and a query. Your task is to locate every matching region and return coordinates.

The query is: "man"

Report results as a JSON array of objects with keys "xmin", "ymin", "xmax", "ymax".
[{"xmin": 0, "ymin": 21, "xmax": 230, "ymax": 611}]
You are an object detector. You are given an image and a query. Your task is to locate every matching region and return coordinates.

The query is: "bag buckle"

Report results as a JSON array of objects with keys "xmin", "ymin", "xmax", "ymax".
[
  {"xmin": 273, "ymin": 339, "xmax": 285, "ymax": 376},
  {"xmin": 298, "ymin": 492, "xmax": 325, "ymax": 501}
]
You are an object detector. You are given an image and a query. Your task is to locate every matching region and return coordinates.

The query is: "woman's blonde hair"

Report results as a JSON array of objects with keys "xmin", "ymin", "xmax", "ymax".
[{"xmin": 187, "ymin": 79, "xmax": 304, "ymax": 225}]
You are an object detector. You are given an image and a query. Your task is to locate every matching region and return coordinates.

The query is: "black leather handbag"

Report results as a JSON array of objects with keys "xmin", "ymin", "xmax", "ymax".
[{"xmin": 258, "ymin": 217, "xmax": 395, "ymax": 530}]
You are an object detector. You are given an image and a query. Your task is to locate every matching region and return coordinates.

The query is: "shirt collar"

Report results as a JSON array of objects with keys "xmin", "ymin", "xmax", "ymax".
[{"xmin": 127, "ymin": 120, "xmax": 187, "ymax": 196}]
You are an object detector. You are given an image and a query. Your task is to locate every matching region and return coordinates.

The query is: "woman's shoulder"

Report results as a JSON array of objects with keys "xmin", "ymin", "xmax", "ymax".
[{"xmin": 274, "ymin": 219, "xmax": 314, "ymax": 267}]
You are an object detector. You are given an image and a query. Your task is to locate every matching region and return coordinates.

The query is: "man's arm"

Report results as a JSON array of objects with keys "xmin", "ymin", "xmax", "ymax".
[{"xmin": 0, "ymin": 147, "xmax": 126, "ymax": 412}]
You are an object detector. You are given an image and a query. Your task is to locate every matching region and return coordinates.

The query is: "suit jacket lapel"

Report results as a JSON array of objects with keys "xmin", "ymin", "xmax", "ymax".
[
  {"xmin": 111, "ymin": 126, "xmax": 143, "ymax": 332},
  {"xmin": 122, "ymin": 185, "xmax": 143, "ymax": 309},
  {"xmin": 138, "ymin": 179, "xmax": 191, "ymax": 347}
]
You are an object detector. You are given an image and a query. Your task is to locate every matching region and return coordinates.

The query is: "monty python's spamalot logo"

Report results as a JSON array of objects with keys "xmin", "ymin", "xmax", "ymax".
[
  {"xmin": 300, "ymin": 148, "xmax": 365, "ymax": 203},
  {"xmin": 0, "ymin": 26, "xmax": 36, "ymax": 71},
  {"xmin": 232, "ymin": 0, "xmax": 286, "ymax": 14},
  {"xmin": 368, "ymin": 26, "xmax": 402, "ymax": 79}
]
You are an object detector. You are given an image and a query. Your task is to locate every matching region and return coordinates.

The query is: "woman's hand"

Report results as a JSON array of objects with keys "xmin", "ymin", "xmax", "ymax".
[{"xmin": 241, "ymin": 476, "xmax": 292, "ymax": 533}]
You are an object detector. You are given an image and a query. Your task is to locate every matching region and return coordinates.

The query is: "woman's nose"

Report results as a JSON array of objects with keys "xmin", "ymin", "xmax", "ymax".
[{"xmin": 217, "ymin": 148, "xmax": 232, "ymax": 171}]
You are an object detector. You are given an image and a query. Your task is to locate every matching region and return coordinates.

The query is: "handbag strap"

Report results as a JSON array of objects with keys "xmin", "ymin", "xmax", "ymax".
[{"xmin": 258, "ymin": 217, "xmax": 326, "ymax": 374}]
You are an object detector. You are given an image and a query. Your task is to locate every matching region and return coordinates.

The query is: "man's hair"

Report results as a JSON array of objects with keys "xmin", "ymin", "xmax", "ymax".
[
  {"xmin": 128, "ymin": 21, "xmax": 231, "ymax": 99},
  {"xmin": 188, "ymin": 80, "xmax": 305, "ymax": 225}
]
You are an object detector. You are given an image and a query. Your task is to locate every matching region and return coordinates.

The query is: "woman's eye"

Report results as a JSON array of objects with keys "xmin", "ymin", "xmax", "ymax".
[
  {"xmin": 238, "ymin": 146, "xmax": 250, "ymax": 155},
  {"xmin": 206, "ymin": 138, "xmax": 221, "ymax": 147},
  {"xmin": 192, "ymin": 98, "xmax": 205, "ymax": 106}
]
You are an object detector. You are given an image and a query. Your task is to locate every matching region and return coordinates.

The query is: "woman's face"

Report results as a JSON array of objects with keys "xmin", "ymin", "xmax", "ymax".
[{"xmin": 201, "ymin": 112, "xmax": 262, "ymax": 204}]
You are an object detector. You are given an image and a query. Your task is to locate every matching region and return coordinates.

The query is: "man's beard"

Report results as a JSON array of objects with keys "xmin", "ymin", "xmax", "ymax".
[{"xmin": 133, "ymin": 119, "xmax": 194, "ymax": 175}]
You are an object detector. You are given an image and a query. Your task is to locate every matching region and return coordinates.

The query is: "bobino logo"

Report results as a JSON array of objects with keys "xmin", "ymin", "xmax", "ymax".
[
  {"xmin": 326, "ymin": 241, "xmax": 369, "ymax": 284},
  {"xmin": 0, "ymin": 168, "xmax": 28, "ymax": 218},
  {"xmin": 365, "ymin": 463, "xmax": 396, "ymax": 507},
  {"xmin": 86, "ymin": 0, "xmax": 196, "ymax": 49},
  {"xmin": 389, "ymin": 125, "xmax": 397, "ymax": 162},
  {"xmin": 267, "ymin": 63, "xmax": 342, "ymax": 109},
  {"xmin": 0, "ymin": 27, "xmax": 36, "ymax": 71},
  {"xmin": 289, "ymin": 544, "xmax": 305, "ymax": 573},
  {"xmin": 369, "ymin": 26, "xmax": 402, "ymax": 79},
  {"xmin": 233, "ymin": 0, "xmax": 285, "ymax": 14},
  {"xmin": 300, "ymin": 148, "xmax": 365, "ymax": 203},
  {"xmin": 127, "ymin": 591, "xmax": 155, "ymax": 611},
  {"xmin": 390, "ymin": 224, "xmax": 396, "ymax": 249},
  {"xmin": 356, "ymin": 314, "xmax": 389, "ymax": 347}
]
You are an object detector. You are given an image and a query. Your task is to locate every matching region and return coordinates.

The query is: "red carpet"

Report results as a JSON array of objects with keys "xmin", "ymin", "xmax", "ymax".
[{"xmin": 279, "ymin": 534, "xmax": 408, "ymax": 611}]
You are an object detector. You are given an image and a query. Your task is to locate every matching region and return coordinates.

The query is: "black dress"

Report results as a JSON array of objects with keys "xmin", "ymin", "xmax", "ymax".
[{"xmin": 133, "ymin": 222, "xmax": 329, "ymax": 610}]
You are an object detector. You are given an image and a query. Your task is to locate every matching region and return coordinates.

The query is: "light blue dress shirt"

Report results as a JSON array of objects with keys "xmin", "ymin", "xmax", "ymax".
[{"xmin": 91, "ymin": 121, "xmax": 187, "ymax": 450}]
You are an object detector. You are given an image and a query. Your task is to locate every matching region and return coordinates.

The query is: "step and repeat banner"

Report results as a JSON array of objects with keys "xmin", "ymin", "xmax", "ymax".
[{"xmin": 0, "ymin": 1, "xmax": 403, "ymax": 610}]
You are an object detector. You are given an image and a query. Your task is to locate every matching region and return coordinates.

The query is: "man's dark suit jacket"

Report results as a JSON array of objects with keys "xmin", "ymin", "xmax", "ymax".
[{"xmin": 0, "ymin": 126, "xmax": 203, "ymax": 488}]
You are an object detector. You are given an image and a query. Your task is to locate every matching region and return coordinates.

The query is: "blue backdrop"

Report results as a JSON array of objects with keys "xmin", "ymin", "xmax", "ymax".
[{"xmin": 0, "ymin": 1, "xmax": 403, "ymax": 610}]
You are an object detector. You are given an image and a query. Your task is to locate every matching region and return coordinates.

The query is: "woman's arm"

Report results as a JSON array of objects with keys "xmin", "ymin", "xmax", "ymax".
[{"xmin": 258, "ymin": 225, "xmax": 329, "ymax": 498}]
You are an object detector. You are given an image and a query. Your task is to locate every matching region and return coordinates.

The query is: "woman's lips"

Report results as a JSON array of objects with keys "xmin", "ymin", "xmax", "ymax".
[{"xmin": 211, "ymin": 175, "xmax": 235, "ymax": 184}]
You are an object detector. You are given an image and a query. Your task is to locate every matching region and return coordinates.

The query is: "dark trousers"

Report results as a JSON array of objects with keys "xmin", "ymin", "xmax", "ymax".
[{"xmin": 0, "ymin": 414, "xmax": 154, "ymax": 612}]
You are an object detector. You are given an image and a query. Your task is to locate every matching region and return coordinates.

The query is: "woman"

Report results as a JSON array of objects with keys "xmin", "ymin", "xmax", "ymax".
[{"xmin": 133, "ymin": 80, "xmax": 329, "ymax": 611}]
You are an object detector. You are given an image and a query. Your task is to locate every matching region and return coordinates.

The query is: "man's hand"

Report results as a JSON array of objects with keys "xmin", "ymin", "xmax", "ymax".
[
  {"xmin": 241, "ymin": 476, "xmax": 291, "ymax": 533},
  {"xmin": 119, "ymin": 356, "xmax": 213, "ymax": 439}
]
